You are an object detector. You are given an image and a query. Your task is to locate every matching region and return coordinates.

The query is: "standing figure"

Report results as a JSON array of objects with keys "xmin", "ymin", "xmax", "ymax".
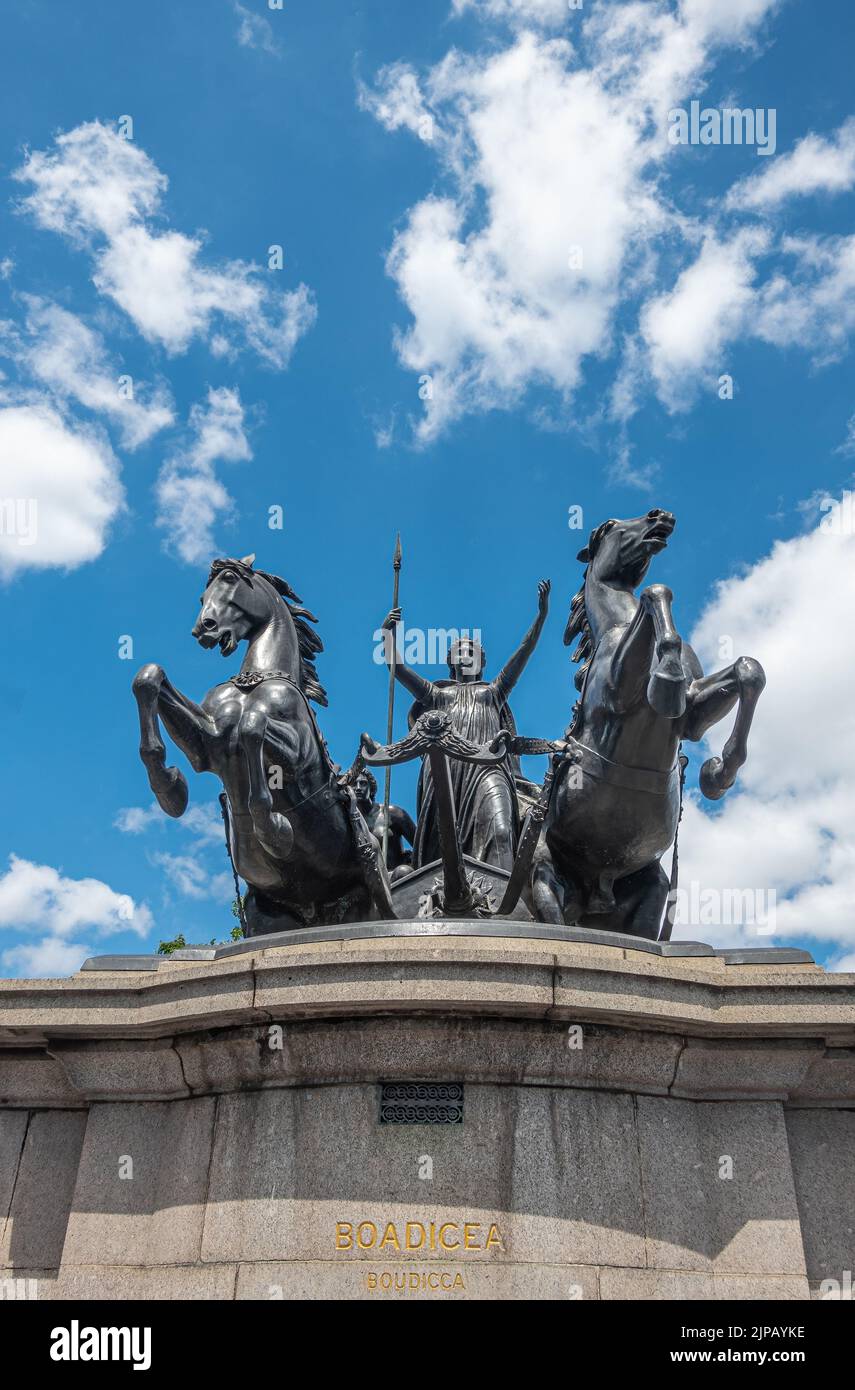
[
  {"xmin": 380, "ymin": 581, "xmax": 550, "ymax": 873},
  {"xmin": 353, "ymin": 767, "xmax": 415, "ymax": 875}
]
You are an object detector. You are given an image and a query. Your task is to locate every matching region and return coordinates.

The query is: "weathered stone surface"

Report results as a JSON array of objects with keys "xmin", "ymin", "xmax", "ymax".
[
  {"xmin": 600, "ymin": 1268, "xmax": 810, "ymax": 1300},
  {"xmin": 53, "ymin": 1264, "xmax": 237, "ymax": 1300},
  {"xmin": 1, "ymin": 936, "xmax": 852, "ymax": 1047},
  {"xmin": 202, "ymin": 1082, "xmax": 645, "ymax": 1269},
  {"xmin": 0, "ymin": 1111, "xmax": 28, "ymax": 1252},
  {"xmin": 0, "ymin": 1270, "xmax": 57, "ymax": 1300},
  {"xmin": 786, "ymin": 1108, "xmax": 855, "ymax": 1284},
  {"xmin": 0, "ymin": 934, "xmax": 852, "ymax": 1300},
  {"xmin": 254, "ymin": 945, "xmax": 555, "ymax": 1018},
  {"xmin": 0, "ymin": 1051, "xmax": 82, "ymax": 1107},
  {"xmin": 1, "ymin": 1110, "xmax": 86, "ymax": 1270},
  {"xmin": 176, "ymin": 1017, "xmax": 681, "ymax": 1097},
  {"xmin": 636, "ymin": 1098, "xmax": 806, "ymax": 1274},
  {"xmin": 599, "ymin": 1268, "xmax": 715, "ymax": 1299},
  {"xmin": 789, "ymin": 1048, "xmax": 855, "ymax": 1105},
  {"xmin": 670, "ymin": 1039, "xmax": 821, "ymax": 1100},
  {"xmin": 50, "ymin": 1039, "xmax": 189, "ymax": 1101},
  {"xmin": 712, "ymin": 1274, "xmax": 809, "ymax": 1300},
  {"xmin": 62, "ymin": 1098, "xmax": 215, "ymax": 1266},
  {"xmin": 235, "ymin": 1259, "xmax": 598, "ymax": 1300}
]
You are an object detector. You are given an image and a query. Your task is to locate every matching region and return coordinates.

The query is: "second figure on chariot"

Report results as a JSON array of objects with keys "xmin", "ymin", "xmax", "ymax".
[{"xmin": 379, "ymin": 580, "xmax": 551, "ymax": 875}]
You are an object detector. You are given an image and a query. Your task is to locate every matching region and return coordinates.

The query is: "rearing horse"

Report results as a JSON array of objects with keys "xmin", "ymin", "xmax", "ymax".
[
  {"xmin": 132, "ymin": 555, "xmax": 394, "ymax": 934},
  {"xmin": 531, "ymin": 510, "xmax": 765, "ymax": 940}
]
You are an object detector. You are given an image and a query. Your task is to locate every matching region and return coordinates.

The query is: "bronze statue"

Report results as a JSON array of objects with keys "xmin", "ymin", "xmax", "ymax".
[
  {"xmin": 132, "ymin": 555, "xmax": 394, "ymax": 935},
  {"xmin": 531, "ymin": 510, "xmax": 765, "ymax": 939},
  {"xmin": 353, "ymin": 767, "xmax": 415, "ymax": 874},
  {"xmin": 131, "ymin": 520, "xmax": 765, "ymax": 945},
  {"xmin": 380, "ymin": 581, "xmax": 550, "ymax": 874}
]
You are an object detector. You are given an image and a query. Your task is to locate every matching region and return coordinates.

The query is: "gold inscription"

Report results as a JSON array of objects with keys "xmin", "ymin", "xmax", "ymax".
[
  {"xmin": 335, "ymin": 1220, "xmax": 503, "ymax": 1253},
  {"xmin": 366, "ymin": 1270, "xmax": 466, "ymax": 1293}
]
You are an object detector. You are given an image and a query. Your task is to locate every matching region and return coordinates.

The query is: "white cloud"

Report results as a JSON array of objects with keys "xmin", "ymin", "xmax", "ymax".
[
  {"xmin": 362, "ymin": 1, "xmax": 785, "ymax": 441},
  {"xmin": 2, "ymin": 937, "xmax": 94, "ymax": 978},
  {"xmin": 727, "ymin": 117, "xmax": 855, "ymax": 210},
  {"xmin": 672, "ymin": 506, "xmax": 855, "ymax": 956},
  {"xmin": 0, "ymin": 853, "xmax": 152, "ymax": 978},
  {"xmin": 116, "ymin": 800, "xmax": 226, "ymax": 846},
  {"xmin": 15, "ymin": 122, "xmax": 315, "ymax": 367},
  {"xmin": 151, "ymin": 852, "xmax": 233, "ymax": 901},
  {"xmin": 156, "ymin": 385, "xmax": 251, "ymax": 564},
  {"xmin": 0, "ymin": 258, "xmax": 13, "ymax": 280},
  {"xmin": 233, "ymin": 1, "xmax": 282, "ymax": 56},
  {"xmin": 451, "ymin": 0, "xmax": 571, "ymax": 27},
  {"xmin": 0, "ymin": 296, "xmax": 174, "ymax": 448},
  {"xmin": 641, "ymin": 228, "xmax": 767, "ymax": 409},
  {"xmin": 753, "ymin": 234, "xmax": 855, "ymax": 359},
  {"xmin": 114, "ymin": 804, "xmax": 164, "ymax": 835},
  {"xmin": 0, "ymin": 399, "xmax": 123, "ymax": 579}
]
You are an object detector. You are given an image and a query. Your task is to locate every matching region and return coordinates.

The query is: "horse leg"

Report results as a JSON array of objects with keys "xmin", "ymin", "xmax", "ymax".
[
  {"xmin": 238, "ymin": 708, "xmax": 295, "ymax": 858},
  {"xmin": 342, "ymin": 787, "xmax": 397, "ymax": 921},
  {"xmin": 132, "ymin": 664, "xmax": 193, "ymax": 817},
  {"xmin": 639, "ymin": 584, "xmax": 688, "ymax": 719},
  {"xmin": 684, "ymin": 657, "xmax": 766, "ymax": 800},
  {"xmin": 608, "ymin": 585, "xmax": 687, "ymax": 719},
  {"xmin": 614, "ymin": 861, "xmax": 671, "ymax": 941},
  {"xmin": 531, "ymin": 839, "xmax": 565, "ymax": 924},
  {"xmin": 531, "ymin": 838, "xmax": 586, "ymax": 925}
]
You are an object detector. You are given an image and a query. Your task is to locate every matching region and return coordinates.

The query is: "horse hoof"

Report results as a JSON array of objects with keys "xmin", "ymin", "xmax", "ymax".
[
  {"xmin": 699, "ymin": 757, "xmax": 726, "ymax": 801},
  {"xmin": 257, "ymin": 812, "xmax": 294, "ymax": 860},
  {"xmin": 647, "ymin": 668, "xmax": 687, "ymax": 719},
  {"xmin": 155, "ymin": 767, "xmax": 189, "ymax": 818}
]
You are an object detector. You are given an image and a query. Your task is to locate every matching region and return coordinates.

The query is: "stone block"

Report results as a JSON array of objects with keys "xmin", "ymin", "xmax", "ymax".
[
  {"xmin": 670, "ymin": 1039, "xmax": 822, "ymax": 1101},
  {"xmin": 785, "ymin": 1108, "xmax": 855, "ymax": 1284},
  {"xmin": 54, "ymin": 1264, "xmax": 237, "ymax": 1300},
  {"xmin": 599, "ymin": 1268, "xmax": 714, "ymax": 1299},
  {"xmin": 0, "ymin": 1111, "xmax": 28, "ymax": 1242},
  {"xmin": 50, "ymin": 1039, "xmax": 189, "ymax": 1101},
  {"xmin": 201, "ymin": 1082, "xmax": 645, "ymax": 1269},
  {"xmin": 636, "ymin": 1097, "xmax": 806, "ymax": 1274},
  {"xmin": 235, "ymin": 1259, "xmax": 598, "ymax": 1300},
  {"xmin": 1, "ymin": 1110, "xmax": 86, "ymax": 1270},
  {"xmin": 789, "ymin": 1048, "xmax": 855, "ymax": 1105},
  {"xmin": 176, "ymin": 1016, "xmax": 682, "ymax": 1097},
  {"xmin": 0, "ymin": 1051, "xmax": 82, "ymax": 1107},
  {"xmin": 62, "ymin": 1098, "xmax": 215, "ymax": 1266}
]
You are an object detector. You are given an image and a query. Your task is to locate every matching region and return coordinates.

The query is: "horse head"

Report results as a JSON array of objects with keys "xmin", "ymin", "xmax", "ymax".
[
  {"xmin": 575, "ymin": 509, "xmax": 675, "ymax": 595},
  {"xmin": 564, "ymin": 510, "xmax": 676, "ymax": 690},
  {"xmin": 192, "ymin": 554, "xmax": 327, "ymax": 703},
  {"xmin": 192, "ymin": 555, "xmax": 273, "ymax": 657}
]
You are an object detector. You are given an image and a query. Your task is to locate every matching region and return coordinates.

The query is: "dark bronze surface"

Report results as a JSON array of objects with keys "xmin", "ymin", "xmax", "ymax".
[
  {"xmin": 132, "ymin": 520, "xmax": 764, "ymax": 944},
  {"xmin": 533, "ymin": 510, "xmax": 765, "ymax": 939}
]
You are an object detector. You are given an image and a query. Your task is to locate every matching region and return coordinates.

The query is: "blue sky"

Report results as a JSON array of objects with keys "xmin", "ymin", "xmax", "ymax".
[{"xmin": 1, "ymin": 0, "xmax": 854, "ymax": 974}]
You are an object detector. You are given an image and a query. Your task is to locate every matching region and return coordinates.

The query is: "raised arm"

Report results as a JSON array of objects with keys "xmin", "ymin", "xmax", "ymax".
[
  {"xmin": 380, "ymin": 607, "xmax": 434, "ymax": 703},
  {"xmin": 493, "ymin": 580, "xmax": 551, "ymax": 699}
]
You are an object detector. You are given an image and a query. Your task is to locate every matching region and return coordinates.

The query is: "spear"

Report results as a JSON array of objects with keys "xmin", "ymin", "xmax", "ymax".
[{"xmin": 382, "ymin": 533, "xmax": 402, "ymax": 866}]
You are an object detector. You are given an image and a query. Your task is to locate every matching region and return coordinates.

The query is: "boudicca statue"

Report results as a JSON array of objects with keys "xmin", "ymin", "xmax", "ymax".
[{"xmin": 132, "ymin": 511, "xmax": 765, "ymax": 941}]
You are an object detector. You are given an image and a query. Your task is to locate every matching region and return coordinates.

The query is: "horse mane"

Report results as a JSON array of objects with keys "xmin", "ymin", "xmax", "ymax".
[
  {"xmin": 208, "ymin": 558, "xmax": 329, "ymax": 707},
  {"xmin": 563, "ymin": 520, "xmax": 615, "ymax": 693}
]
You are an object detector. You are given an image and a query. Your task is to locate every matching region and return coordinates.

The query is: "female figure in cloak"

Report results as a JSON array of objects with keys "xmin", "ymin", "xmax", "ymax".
[{"xmin": 381, "ymin": 581, "xmax": 550, "ymax": 873}]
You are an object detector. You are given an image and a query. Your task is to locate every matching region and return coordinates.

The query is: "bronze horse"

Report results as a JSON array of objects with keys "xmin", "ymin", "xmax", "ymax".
[
  {"xmin": 531, "ymin": 511, "xmax": 765, "ymax": 940},
  {"xmin": 132, "ymin": 555, "xmax": 394, "ymax": 934}
]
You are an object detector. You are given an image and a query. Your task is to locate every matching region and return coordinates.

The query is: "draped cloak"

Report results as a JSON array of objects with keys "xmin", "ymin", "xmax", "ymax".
[{"xmin": 408, "ymin": 679, "xmax": 521, "ymax": 873}]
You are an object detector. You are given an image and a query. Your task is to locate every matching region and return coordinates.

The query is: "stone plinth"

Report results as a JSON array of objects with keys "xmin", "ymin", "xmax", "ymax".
[{"xmin": 1, "ymin": 926, "xmax": 854, "ymax": 1301}]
